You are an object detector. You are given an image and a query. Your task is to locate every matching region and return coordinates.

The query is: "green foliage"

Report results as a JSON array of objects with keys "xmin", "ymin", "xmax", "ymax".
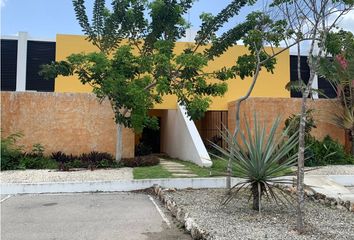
[
  {"xmin": 80, "ymin": 151, "xmax": 115, "ymax": 170},
  {"xmin": 206, "ymin": 11, "xmax": 289, "ymax": 83},
  {"xmin": 305, "ymin": 136, "xmax": 354, "ymax": 167},
  {"xmin": 196, "ymin": 0, "xmax": 254, "ymax": 46},
  {"xmin": 1, "ymin": 132, "xmax": 24, "ymax": 170},
  {"xmin": 212, "ymin": 115, "xmax": 299, "ymax": 211},
  {"xmin": 1, "ymin": 134, "xmax": 58, "ymax": 170},
  {"xmin": 0, "ymin": 132, "xmax": 119, "ymax": 171},
  {"xmin": 73, "ymin": 0, "xmax": 148, "ymax": 53},
  {"xmin": 40, "ymin": 0, "xmax": 232, "ymax": 133},
  {"xmin": 19, "ymin": 156, "xmax": 58, "ymax": 170},
  {"xmin": 133, "ymin": 164, "xmax": 172, "ymax": 179},
  {"xmin": 319, "ymin": 30, "xmax": 354, "ymax": 154},
  {"xmin": 284, "ymin": 109, "xmax": 316, "ymax": 141},
  {"xmin": 283, "ymin": 112, "xmax": 352, "ymax": 166},
  {"xmin": 323, "ymin": 30, "xmax": 354, "ymax": 57},
  {"xmin": 50, "ymin": 151, "xmax": 73, "ymax": 171}
]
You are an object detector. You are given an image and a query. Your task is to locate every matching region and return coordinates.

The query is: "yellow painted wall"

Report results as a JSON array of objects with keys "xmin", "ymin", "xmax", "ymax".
[{"xmin": 55, "ymin": 34, "xmax": 290, "ymax": 110}]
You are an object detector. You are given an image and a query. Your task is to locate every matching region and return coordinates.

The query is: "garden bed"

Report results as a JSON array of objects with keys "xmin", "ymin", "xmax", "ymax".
[
  {"xmin": 158, "ymin": 188, "xmax": 354, "ymax": 240},
  {"xmin": 0, "ymin": 168, "xmax": 133, "ymax": 183}
]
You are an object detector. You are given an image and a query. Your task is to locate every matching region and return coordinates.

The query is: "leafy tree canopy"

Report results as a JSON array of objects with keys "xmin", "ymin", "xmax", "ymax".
[{"xmin": 41, "ymin": 0, "xmax": 289, "ymax": 133}]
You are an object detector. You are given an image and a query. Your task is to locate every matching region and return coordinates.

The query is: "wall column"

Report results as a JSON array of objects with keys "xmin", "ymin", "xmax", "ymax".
[
  {"xmin": 16, "ymin": 31, "xmax": 28, "ymax": 91},
  {"xmin": 311, "ymin": 74, "xmax": 319, "ymax": 99}
]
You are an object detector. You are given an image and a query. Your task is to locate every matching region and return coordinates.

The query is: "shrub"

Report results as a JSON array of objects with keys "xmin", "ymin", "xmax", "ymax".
[
  {"xmin": 121, "ymin": 155, "xmax": 160, "ymax": 167},
  {"xmin": 80, "ymin": 151, "xmax": 115, "ymax": 170},
  {"xmin": 213, "ymin": 115, "xmax": 299, "ymax": 212},
  {"xmin": 305, "ymin": 135, "xmax": 354, "ymax": 166},
  {"xmin": 1, "ymin": 132, "xmax": 24, "ymax": 170},
  {"xmin": 51, "ymin": 151, "xmax": 72, "ymax": 171},
  {"xmin": 68, "ymin": 158, "xmax": 84, "ymax": 168},
  {"xmin": 19, "ymin": 155, "xmax": 57, "ymax": 169}
]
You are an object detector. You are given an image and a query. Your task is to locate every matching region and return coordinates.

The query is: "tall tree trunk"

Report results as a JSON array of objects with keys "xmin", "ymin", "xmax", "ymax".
[
  {"xmin": 227, "ymin": 54, "xmax": 262, "ymax": 190},
  {"xmin": 115, "ymin": 123, "xmax": 123, "ymax": 162},
  {"xmin": 296, "ymin": 98, "xmax": 307, "ymax": 233}
]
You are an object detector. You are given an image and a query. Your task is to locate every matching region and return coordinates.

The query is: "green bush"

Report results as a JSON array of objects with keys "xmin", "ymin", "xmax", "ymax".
[
  {"xmin": 305, "ymin": 135, "xmax": 354, "ymax": 166},
  {"xmin": 50, "ymin": 151, "xmax": 72, "ymax": 171},
  {"xmin": 80, "ymin": 151, "xmax": 115, "ymax": 170},
  {"xmin": 20, "ymin": 144, "xmax": 58, "ymax": 169},
  {"xmin": 1, "ymin": 132, "xmax": 119, "ymax": 171},
  {"xmin": 1, "ymin": 132, "xmax": 24, "ymax": 170},
  {"xmin": 1, "ymin": 134, "xmax": 58, "ymax": 170},
  {"xmin": 284, "ymin": 112, "xmax": 353, "ymax": 167},
  {"xmin": 19, "ymin": 155, "xmax": 57, "ymax": 169}
]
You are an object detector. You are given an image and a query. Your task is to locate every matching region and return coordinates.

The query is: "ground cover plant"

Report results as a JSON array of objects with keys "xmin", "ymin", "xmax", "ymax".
[
  {"xmin": 168, "ymin": 157, "xmax": 235, "ymax": 177},
  {"xmin": 131, "ymin": 156, "xmax": 238, "ymax": 179},
  {"xmin": 1, "ymin": 132, "xmax": 122, "ymax": 171},
  {"xmin": 1, "ymin": 132, "xmax": 25, "ymax": 170},
  {"xmin": 1, "ymin": 133, "xmax": 57, "ymax": 170},
  {"xmin": 133, "ymin": 165, "xmax": 172, "ymax": 179},
  {"xmin": 305, "ymin": 136, "xmax": 354, "ymax": 166}
]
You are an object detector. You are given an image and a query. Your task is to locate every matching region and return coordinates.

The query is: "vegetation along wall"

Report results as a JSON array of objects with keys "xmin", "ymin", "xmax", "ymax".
[
  {"xmin": 228, "ymin": 98, "xmax": 346, "ymax": 146},
  {"xmin": 1, "ymin": 92, "xmax": 134, "ymax": 158}
]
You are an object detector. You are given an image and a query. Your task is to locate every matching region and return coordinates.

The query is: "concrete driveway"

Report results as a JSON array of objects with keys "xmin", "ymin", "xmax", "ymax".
[{"xmin": 1, "ymin": 192, "xmax": 191, "ymax": 240}]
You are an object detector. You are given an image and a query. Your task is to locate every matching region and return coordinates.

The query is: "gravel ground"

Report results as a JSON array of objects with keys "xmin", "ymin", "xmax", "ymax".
[
  {"xmin": 166, "ymin": 189, "xmax": 354, "ymax": 240},
  {"xmin": 304, "ymin": 165, "xmax": 354, "ymax": 175},
  {"xmin": 0, "ymin": 168, "xmax": 133, "ymax": 183}
]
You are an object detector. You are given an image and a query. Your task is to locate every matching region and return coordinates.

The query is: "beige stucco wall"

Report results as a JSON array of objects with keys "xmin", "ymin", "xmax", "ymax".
[
  {"xmin": 1, "ymin": 92, "xmax": 134, "ymax": 158},
  {"xmin": 228, "ymin": 97, "xmax": 346, "ymax": 146}
]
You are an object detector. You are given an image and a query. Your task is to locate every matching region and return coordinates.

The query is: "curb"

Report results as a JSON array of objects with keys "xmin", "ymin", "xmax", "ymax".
[
  {"xmin": 1, "ymin": 177, "xmax": 242, "ymax": 195},
  {"xmin": 303, "ymin": 187, "xmax": 354, "ymax": 212},
  {"xmin": 153, "ymin": 185, "xmax": 210, "ymax": 240}
]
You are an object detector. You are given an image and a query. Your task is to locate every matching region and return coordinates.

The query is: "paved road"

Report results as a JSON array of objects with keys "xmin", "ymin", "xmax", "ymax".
[{"xmin": 1, "ymin": 192, "xmax": 191, "ymax": 240}]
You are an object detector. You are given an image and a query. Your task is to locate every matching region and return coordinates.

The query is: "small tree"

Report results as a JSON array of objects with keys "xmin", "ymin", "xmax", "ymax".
[
  {"xmin": 319, "ymin": 30, "xmax": 354, "ymax": 155},
  {"xmin": 205, "ymin": 0, "xmax": 353, "ymax": 233},
  {"xmin": 272, "ymin": 0, "xmax": 353, "ymax": 232},
  {"xmin": 41, "ymin": 0, "xmax": 233, "ymax": 161}
]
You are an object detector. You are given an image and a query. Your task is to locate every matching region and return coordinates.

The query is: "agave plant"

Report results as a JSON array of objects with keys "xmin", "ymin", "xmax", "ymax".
[{"xmin": 212, "ymin": 115, "xmax": 299, "ymax": 212}]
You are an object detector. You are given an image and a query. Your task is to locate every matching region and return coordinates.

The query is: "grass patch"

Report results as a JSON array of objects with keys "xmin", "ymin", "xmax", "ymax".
[
  {"xmin": 134, "ymin": 156, "xmax": 285, "ymax": 179},
  {"xmin": 168, "ymin": 157, "xmax": 229, "ymax": 177},
  {"xmin": 133, "ymin": 164, "xmax": 172, "ymax": 179}
]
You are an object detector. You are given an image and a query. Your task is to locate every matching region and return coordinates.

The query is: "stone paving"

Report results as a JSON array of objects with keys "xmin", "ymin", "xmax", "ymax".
[{"xmin": 159, "ymin": 159, "xmax": 198, "ymax": 177}]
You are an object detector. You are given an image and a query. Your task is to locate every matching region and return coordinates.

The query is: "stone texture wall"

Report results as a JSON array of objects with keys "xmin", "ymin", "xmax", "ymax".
[
  {"xmin": 228, "ymin": 97, "xmax": 346, "ymax": 146},
  {"xmin": 1, "ymin": 92, "xmax": 134, "ymax": 158}
]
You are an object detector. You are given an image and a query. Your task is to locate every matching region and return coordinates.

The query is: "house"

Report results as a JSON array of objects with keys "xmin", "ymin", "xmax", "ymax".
[{"xmin": 1, "ymin": 32, "xmax": 343, "ymax": 166}]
